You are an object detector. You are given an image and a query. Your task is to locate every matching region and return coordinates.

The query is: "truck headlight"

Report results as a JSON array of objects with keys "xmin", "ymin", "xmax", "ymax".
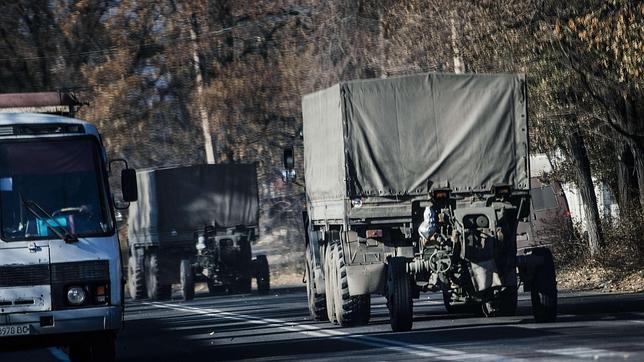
[{"xmin": 66, "ymin": 286, "xmax": 87, "ymax": 305}]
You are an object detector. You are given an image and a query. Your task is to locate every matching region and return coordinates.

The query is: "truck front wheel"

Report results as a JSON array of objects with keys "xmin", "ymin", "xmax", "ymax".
[
  {"xmin": 387, "ymin": 257, "xmax": 413, "ymax": 332},
  {"xmin": 530, "ymin": 248, "xmax": 557, "ymax": 323},
  {"xmin": 180, "ymin": 259, "xmax": 195, "ymax": 300}
]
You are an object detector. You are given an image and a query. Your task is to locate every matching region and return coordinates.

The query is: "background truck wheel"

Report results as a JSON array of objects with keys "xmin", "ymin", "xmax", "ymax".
[
  {"xmin": 255, "ymin": 255, "xmax": 270, "ymax": 294},
  {"xmin": 305, "ymin": 243, "xmax": 327, "ymax": 321},
  {"xmin": 145, "ymin": 251, "xmax": 171, "ymax": 300},
  {"xmin": 530, "ymin": 248, "xmax": 558, "ymax": 323},
  {"xmin": 332, "ymin": 239, "xmax": 371, "ymax": 327},
  {"xmin": 68, "ymin": 332, "xmax": 116, "ymax": 362},
  {"xmin": 180, "ymin": 259, "xmax": 194, "ymax": 300},
  {"xmin": 127, "ymin": 253, "xmax": 146, "ymax": 300},
  {"xmin": 387, "ymin": 257, "xmax": 413, "ymax": 332},
  {"xmin": 442, "ymin": 290, "xmax": 482, "ymax": 315},
  {"xmin": 324, "ymin": 243, "xmax": 338, "ymax": 323}
]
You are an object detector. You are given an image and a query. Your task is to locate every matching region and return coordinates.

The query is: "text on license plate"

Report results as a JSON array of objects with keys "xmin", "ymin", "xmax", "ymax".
[{"xmin": 0, "ymin": 324, "xmax": 31, "ymax": 337}]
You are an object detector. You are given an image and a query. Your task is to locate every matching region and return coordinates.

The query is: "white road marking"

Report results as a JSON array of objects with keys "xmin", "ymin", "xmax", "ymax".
[
  {"xmin": 143, "ymin": 301, "xmax": 520, "ymax": 361},
  {"xmin": 47, "ymin": 347, "xmax": 70, "ymax": 362},
  {"xmin": 537, "ymin": 347, "xmax": 630, "ymax": 359}
]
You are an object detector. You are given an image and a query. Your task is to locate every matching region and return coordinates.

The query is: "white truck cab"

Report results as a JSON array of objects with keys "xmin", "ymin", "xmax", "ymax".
[{"xmin": 0, "ymin": 110, "xmax": 136, "ymax": 361}]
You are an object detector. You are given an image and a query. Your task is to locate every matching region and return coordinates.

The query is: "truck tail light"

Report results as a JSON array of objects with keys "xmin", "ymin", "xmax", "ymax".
[{"xmin": 433, "ymin": 189, "xmax": 450, "ymax": 201}]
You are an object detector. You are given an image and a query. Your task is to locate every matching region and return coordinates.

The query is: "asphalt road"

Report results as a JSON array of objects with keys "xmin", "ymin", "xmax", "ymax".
[{"xmin": 2, "ymin": 287, "xmax": 644, "ymax": 361}]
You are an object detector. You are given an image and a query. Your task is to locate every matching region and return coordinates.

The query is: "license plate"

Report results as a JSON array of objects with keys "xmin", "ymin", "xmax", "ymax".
[{"xmin": 0, "ymin": 324, "xmax": 31, "ymax": 337}]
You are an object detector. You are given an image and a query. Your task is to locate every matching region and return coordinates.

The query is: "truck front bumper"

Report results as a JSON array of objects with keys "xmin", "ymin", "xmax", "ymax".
[{"xmin": 0, "ymin": 305, "xmax": 122, "ymax": 350}]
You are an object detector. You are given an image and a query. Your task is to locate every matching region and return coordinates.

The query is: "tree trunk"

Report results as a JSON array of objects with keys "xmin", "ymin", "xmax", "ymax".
[
  {"xmin": 616, "ymin": 141, "xmax": 633, "ymax": 215},
  {"xmin": 190, "ymin": 13, "xmax": 215, "ymax": 164},
  {"xmin": 567, "ymin": 129, "xmax": 603, "ymax": 257},
  {"xmin": 629, "ymin": 141, "xmax": 644, "ymax": 212}
]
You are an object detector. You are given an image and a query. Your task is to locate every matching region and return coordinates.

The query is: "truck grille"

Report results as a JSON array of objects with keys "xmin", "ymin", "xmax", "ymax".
[
  {"xmin": 51, "ymin": 260, "xmax": 110, "ymax": 310},
  {"xmin": 0, "ymin": 264, "xmax": 50, "ymax": 287}
]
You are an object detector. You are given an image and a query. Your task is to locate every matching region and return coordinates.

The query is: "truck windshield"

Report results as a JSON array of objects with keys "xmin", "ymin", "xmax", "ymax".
[{"xmin": 0, "ymin": 137, "xmax": 113, "ymax": 241}]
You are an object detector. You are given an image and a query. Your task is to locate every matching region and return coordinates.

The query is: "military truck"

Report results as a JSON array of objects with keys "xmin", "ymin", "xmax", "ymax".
[
  {"xmin": 283, "ymin": 73, "xmax": 557, "ymax": 332},
  {"xmin": 126, "ymin": 163, "xmax": 269, "ymax": 300}
]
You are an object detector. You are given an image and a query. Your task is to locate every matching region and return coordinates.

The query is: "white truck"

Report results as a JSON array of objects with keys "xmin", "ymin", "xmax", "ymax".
[{"xmin": 0, "ymin": 92, "xmax": 137, "ymax": 361}]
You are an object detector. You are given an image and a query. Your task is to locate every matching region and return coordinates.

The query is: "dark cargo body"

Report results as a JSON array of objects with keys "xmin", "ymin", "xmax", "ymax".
[
  {"xmin": 128, "ymin": 163, "xmax": 259, "ymax": 246},
  {"xmin": 126, "ymin": 163, "xmax": 267, "ymax": 300},
  {"xmin": 295, "ymin": 73, "xmax": 557, "ymax": 332}
]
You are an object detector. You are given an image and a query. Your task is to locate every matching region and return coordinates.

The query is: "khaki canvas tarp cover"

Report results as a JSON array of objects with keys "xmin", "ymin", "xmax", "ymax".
[
  {"xmin": 302, "ymin": 73, "xmax": 529, "ymax": 202},
  {"xmin": 128, "ymin": 164, "xmax": 259, "ymax": 243}
]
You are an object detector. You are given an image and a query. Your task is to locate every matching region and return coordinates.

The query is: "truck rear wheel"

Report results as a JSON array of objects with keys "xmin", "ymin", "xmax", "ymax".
[
  {"xmin": 306, "ymin": 244, "xmax": 327, "ymax": 321},
  {"xmin": 180, "ymin": 259, "xmax": 195, "ymax": 301},
  {"xmin": 332, "ymin": 239, "xmax": 371, "ymax": 327},
  {"xmin": 530, "ymin": 248, "xmax": 557, "ymax": 323},
  {"xmin": 127, "ymin": 253, "xmax": 146, "ymax": 300},
  {"xmin": 145, "ymin": 251, "xmax": 171, "ymax": 300},
  {"xmin": 387, "ymin": 257, "xmax": 413, "ymax": 332},
  {"xmin": 255, "ymin": 255, "xmax": 270, "ymax": 294},
  {"xmin": 324, "ymin": 243, "xmax": 338, "ymax": 323}
]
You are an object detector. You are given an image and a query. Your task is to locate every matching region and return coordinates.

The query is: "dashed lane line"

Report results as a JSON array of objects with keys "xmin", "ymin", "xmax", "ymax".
[
  {"xmin": 536, "ymin": 347, "xmax": 631, "ymax": 359},
  {"xmin": 142, "ymin": 301, "xmax": 519, "ymax": 361}
]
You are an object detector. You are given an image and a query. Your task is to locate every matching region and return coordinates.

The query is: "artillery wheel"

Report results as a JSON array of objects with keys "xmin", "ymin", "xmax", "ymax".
[
  {"xmin": 387, "ymin": 257, "xmax": 413, "ymax": 332},
  {"xmin": 530, "ymin": 248, "xmax": 557, "ymax": 323}
]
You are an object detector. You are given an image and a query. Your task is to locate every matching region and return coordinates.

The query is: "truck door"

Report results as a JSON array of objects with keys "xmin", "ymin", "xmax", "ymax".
[{"xmin": 0, "ymin": 242, "xmax": 52, "ymax": 313}]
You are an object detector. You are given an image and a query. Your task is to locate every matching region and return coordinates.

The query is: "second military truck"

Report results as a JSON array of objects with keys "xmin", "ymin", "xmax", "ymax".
[
  {"xmin": 284, "ymin": 73, "xmax": 557, "ymax": 332},
  {"xmin": 127, "ymin": 163, "xmax": 269, "ymax": 300}
]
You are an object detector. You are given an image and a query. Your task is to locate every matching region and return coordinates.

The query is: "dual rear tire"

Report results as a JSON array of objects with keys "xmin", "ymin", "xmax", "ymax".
[
  {"xmin": 126, "ymin": 249, "xmax": 172, "ymax": 300},
  {"xmin": 323, "ymin": 239, "xmax": 370, "ymax": 326}
]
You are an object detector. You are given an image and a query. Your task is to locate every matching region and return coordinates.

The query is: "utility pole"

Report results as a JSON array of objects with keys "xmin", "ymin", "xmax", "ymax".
[{"xmin": 190, "ymin": 13, "xmax": 215, "ymax": 164}]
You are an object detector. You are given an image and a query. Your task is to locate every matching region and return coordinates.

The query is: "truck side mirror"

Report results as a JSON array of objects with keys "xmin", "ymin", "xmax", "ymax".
[
  {"xmin": 282, "ymin": 147, "xmax": 296, "ymax": 182},
  {"xmin": 121, "ymin": 168, "xmax": 138, "ymax": 202}
]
